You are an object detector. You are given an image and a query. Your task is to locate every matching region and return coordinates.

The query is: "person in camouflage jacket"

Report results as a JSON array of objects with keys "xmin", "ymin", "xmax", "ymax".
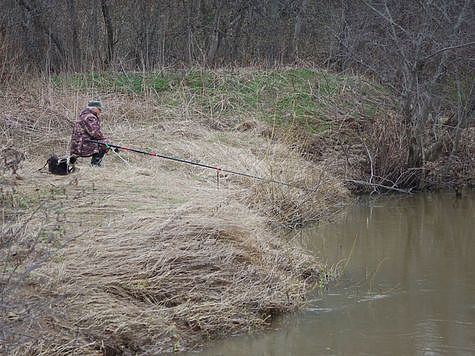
[{"xmin": 70, "ymin": 100, "xmax": 109, "ymax": 166}]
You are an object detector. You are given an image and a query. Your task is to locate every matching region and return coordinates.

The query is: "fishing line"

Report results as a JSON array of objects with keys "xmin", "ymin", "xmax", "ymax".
[{"xmin": 86, "ymin": 139, "xmax": 305, "ymax": 190}]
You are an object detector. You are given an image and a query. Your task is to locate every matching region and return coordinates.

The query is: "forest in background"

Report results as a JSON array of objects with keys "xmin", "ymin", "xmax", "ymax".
[{"xmin": 1, "ymin": 0, "xmax": 474, "ymax": 190}]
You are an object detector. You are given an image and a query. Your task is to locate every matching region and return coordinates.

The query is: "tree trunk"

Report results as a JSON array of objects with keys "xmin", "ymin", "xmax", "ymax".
[
  {"xmin": 17, "ymin": 0, "xmax": 65, "ymax": 70},
  {"xmin": 225, "ymin": 1, "xmax": 251, "ymax": 62},
  {"xmin": 184, "ymin": 0, "xmax": 193, "ymax": 64},
  {"xmin": 291, "ymin": 0, "xmax": 308, "ymax": 61},
  {"xmin": 332, "ymin": 0, "xmax": 350, "ymax": 71},
  {"xmin": 100, "ymin": 0, "xmax": 114, "ymax": 67},
  {"xmin": 67, "ymin": 0, "xmax": 81, "ymax": 71},
  {"xmin": 207, "ymin": 3, "xmax": 221, "ymax": 66}
]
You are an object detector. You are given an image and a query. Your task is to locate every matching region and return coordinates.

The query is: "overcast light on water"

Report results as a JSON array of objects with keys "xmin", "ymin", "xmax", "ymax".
[{"xmin": 193, "ymin": 192, "xmax": 475, "ymax": 356}]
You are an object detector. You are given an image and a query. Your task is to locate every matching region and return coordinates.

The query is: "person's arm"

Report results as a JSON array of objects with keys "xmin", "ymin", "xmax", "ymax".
[{"xmin": 83, "ymin": 115, "xmax": 106, "ymax": 140}]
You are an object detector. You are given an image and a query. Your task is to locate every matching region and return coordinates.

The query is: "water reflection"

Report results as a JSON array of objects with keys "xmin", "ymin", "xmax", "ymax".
[{"xmin": 190, "ymin": 192, "xmax": 475, "ymax": 356}]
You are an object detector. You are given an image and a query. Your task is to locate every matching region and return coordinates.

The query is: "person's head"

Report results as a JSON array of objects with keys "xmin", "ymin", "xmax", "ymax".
[{"xmin": 87, "ymin": 100, "xmax": 104, "ymax": 115}]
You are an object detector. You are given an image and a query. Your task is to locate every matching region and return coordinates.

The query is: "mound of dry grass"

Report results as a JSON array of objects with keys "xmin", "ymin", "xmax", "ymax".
[
  {"xmin": 1, "ymin": 74, "xmax": 347, "ymax": 354},
  {"xmin": 45, "ymin": 202, "xmax": 320, "ymax": 353}
]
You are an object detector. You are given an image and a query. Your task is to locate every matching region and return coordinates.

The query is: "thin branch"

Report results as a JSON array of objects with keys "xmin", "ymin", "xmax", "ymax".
[
  {"xmin": 359, "ymin": 0, "xmax": 409, "ymax": 36},
  {"xmin": 362, "ymin": 141, "xmax": 374, "ymax": 184},
  {"xmin": 422, "ymin": 41, "xmax": 475, "ymax": 62},
  {"xmin": 344, "ymin": 179, "xmax": 413, "ymax": 194}
]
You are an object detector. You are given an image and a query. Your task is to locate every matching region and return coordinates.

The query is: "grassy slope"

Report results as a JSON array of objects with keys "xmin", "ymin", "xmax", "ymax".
[{"xmin": 0, "ymin": 68, "xmax": 382, "ymax": 354}]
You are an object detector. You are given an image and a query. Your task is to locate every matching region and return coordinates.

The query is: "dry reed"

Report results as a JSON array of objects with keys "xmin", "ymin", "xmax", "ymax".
[{"xmin": 1, "ymin": 77, "xmax": 346, "ymax": 354}]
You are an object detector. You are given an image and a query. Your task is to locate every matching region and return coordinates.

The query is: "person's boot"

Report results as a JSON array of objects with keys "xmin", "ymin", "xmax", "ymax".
[{"xmin": 90, "ymin": 154, "xmax": 103, "ymax": 167}]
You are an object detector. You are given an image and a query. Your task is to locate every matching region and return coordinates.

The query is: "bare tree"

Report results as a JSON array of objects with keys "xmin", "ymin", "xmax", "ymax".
[
  {"xmin": 291, "ymin": 0, "xmax": 309, "ymax": 61},
  {"xmin": 16, "ymin": 0, "xmax": 66, "ymax": 71},
  {"xmin": 100, "ymin": 0, "xmax": 114, "ymax": 67},
  {"xmin": 67, "ymin": 0, "xmax": 81, "ymax": 71},
  {"xmin": 325, "ymin": 0, "xmax": 475, "ymax": 188}
]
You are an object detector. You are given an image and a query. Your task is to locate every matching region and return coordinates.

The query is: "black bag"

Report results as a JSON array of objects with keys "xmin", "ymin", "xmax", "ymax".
[{"xmin": 47, "ymin": 155, "xmax": 76, "ymax": 175}]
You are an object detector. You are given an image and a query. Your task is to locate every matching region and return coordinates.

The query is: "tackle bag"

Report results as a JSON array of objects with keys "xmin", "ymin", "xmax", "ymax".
[{"xmin": 47, "ymin": 155, "xmax": 76, "ymax": 175}]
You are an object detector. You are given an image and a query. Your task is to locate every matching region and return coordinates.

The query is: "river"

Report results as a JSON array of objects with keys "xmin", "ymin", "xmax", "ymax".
[{"xmin": 192, "ymin": 192, "xmax": 475, "ymax": 355}]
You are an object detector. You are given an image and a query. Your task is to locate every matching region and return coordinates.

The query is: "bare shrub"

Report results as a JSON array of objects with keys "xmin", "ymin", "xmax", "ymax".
[
  {"xmin": 0, "ymin": 190, "xmax": 75, "ymax": 355},
  {"xmin": 0, "ymin": 30, "xmax": 22, "ymax": 83},
  {"xmin": 424, "ymin": 127, "xmax": 475, "ymax": 190},
  {"xmin": 326, "ymin": 0, "xmax": 475, "ymax": 190},
  {"xmin": 1, "ymin": 147, "xmax": 25, "ymax": 176},
  {"xmin": 358, "ymin": 112, "xmax": 413, "ymax": 191}
]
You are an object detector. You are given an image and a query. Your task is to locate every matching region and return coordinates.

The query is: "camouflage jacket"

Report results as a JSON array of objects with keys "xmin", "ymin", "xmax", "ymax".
[{"xmin": 69, "ymin": 108, "xmax": 107, "ymax": 157}]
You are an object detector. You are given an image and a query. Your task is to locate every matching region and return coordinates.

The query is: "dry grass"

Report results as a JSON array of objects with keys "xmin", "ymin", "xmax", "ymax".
[{"xmin": 1, "ymin": 76, "xmax": 347, "ymax": 354}]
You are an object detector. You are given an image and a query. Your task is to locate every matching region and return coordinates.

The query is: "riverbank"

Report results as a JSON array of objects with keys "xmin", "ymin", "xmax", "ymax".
[
  {"xmin": 1, "ymin": 68, "xmax": 355, "ymax": 354},
  {"xmin": 1, "ymin": 68, "xmax": 472, "ymax": 353}
]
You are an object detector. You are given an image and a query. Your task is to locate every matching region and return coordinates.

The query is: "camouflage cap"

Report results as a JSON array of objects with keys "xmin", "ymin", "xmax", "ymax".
[{"xmin": 87, "ymin": 100, "xmax": 104, "ymax": 110}]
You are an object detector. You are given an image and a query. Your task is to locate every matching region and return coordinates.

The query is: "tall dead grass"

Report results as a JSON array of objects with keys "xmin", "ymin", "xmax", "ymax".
[
  {"xmin": 42, "ymin": 200, "xmax": 320, "ymax": 353},
  {"xmin": 1, "ymin": 75, "xmax": 346, "ymax": 353}
]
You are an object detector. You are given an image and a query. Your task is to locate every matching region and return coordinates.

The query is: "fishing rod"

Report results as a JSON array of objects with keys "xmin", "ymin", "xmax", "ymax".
[{"xmin": 86, "ymin": 139, "xmax": 303, "ymax": 189}]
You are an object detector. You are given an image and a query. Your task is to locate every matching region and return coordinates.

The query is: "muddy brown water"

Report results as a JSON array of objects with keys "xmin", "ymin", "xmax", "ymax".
[{"xmin": 191, "ymin": 192, "xmax": 475, "ymax": 356}]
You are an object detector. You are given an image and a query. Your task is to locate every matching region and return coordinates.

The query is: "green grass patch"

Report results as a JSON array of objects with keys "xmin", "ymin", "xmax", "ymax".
[
  {"xmin": 182, "ymin": 70, "xmax": 214, "ymax": 92},
  {"xmin": 51, "ymin": 72, "xmax": 173, "ymax": 94},
  {"xmin": 150, "ymin": 76, "xmax": 171, "ymax": 92},
  {"xmin": 51, "ymin": 68, "xmax": 390, "ymax": 133}
]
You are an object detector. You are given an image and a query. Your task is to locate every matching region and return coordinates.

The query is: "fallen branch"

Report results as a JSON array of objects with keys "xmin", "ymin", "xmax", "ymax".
[{"xmin": 344, "ymin": 179, "xmax": 413, "ymax": 194}]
